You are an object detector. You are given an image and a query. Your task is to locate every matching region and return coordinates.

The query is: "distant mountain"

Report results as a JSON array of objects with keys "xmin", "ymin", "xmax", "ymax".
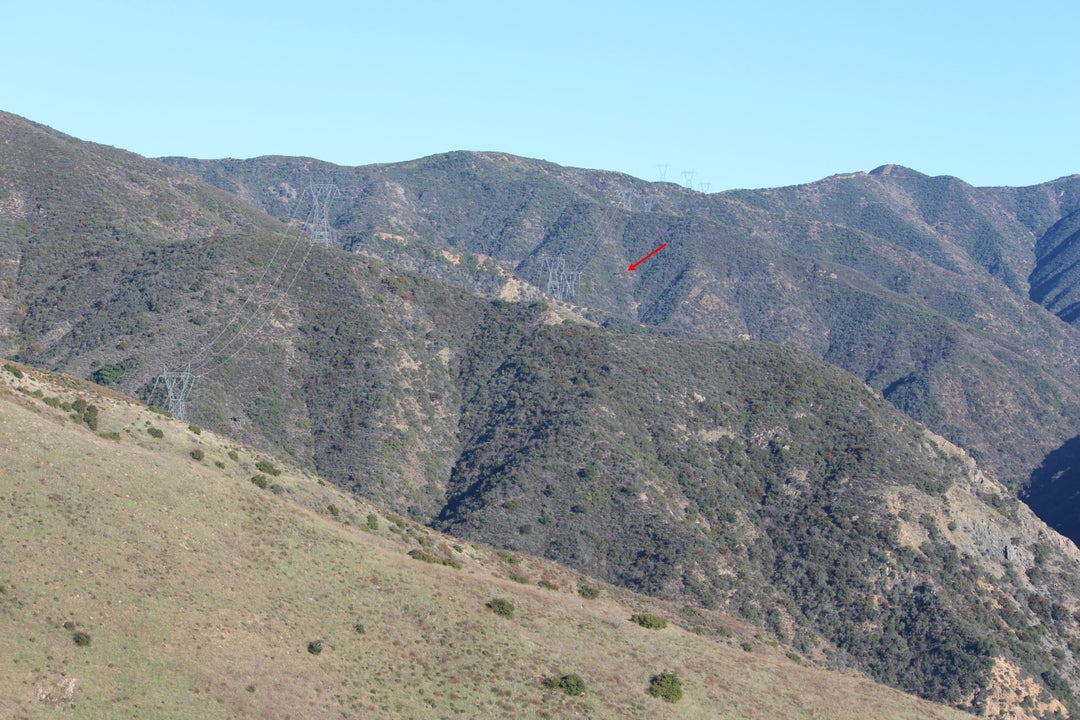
[
  {"xmin": 3, "ymin": 110, "xmax": 1080, "ymax": 714},
  {"xmin": 162, "ymin": 153, "xmax": 1080, "ymax": 491}
]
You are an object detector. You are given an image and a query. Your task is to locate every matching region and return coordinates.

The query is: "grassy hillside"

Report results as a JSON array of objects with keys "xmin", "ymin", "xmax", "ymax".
[{"xmin": 0, "ymin": 363, "xmax": 975, "ymax": 720}]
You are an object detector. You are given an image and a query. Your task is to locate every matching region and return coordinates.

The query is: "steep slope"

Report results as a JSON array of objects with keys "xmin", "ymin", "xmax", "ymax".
[
  {"xmin": 1029, "ymin": 207, "xmax": 1080, "ymax": 323},
  {"xmin": 0, "ymin": 109, "xmax": 285, "ymax": 365},
  {"xmin": 161, "ymin": 153, "xmax": 1080, "ymax": 490},
  {"xmin": 0, "ymin": 362, "xmax": 974, "ymax": 720}
]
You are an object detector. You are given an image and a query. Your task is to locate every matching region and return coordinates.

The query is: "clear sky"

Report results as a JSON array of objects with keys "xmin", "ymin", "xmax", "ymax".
[{"xmin": 4, "ymin": 0, "xmax": 1077, "ymax": 191}]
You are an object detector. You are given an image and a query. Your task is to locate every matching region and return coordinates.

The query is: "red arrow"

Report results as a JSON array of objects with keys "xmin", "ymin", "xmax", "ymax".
[{"xmin": 628, "ymin": 243, "xmax": 667, "ymax": 271}]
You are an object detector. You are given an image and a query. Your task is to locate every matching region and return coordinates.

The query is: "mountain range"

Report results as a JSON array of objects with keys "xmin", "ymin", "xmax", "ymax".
[{"xmin": 4, "ymin": 109, "xmax": 1080, "ymax": 716}]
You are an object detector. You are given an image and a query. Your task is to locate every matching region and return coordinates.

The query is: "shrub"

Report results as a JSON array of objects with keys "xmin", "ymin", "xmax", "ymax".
[
  {"xmin": 228, "ymin": 450, "xmax": 239, "ymax": 461},
  {"xmin": 190, "ymin": 449, "xmax": 204, "ymax": 461},
  {"xmin": 43, "ymin": 396, "xmax": 60, "ymax": 408},
  {"xmin": 269, "ymin": 484, "xmax": 285, "ymax": 495},
  {"xmin": 147, "ymin": 427, "xmax": 164, "ymax": 439},
  {"xmin": 366, "ymin": 514, "xmax": 379, "ymax": 531},
  {"xmin": 538, "ymin": 579, "xmax": 558, "ymax": 590},
  {"xmin": 354, "ymin": 620, "xmax": 366, "ymax": 635},
  {"xmin": 487, "ymin": 598, "xmax": 515, "ymax": 618},
  {"xmin": 508, "ymin": 570, "xmax": 528, "ymax": 584},
  {"xmin": 83, "ymin": 405, "xmax": 99, "ymax": 431},
  {"xmin": 648, "ymin": 671, "xmax": 682, "ymax": 703},
  {"xmin": 740, "ymin": 641, "xmax": 753, "ymax": 652},
  {"xmin": 72, "ymin": 631, "xmax": 91, "ymax": 647},
  {"xmin": 631, "ymin": 613, "xmax": 667, "ymax": 630},
  {"xmin": 3, "ymin": 362, "xmax": 23, "ymax": 379},
  {"xmin": 91, "ymin": 362, "xmax": 125, "ymax": 386},
  {"xmin": 250, "ymin": 474, "xmax": 269, "ymax": 489},
  {"xmin": 578, "ymin": 584, "xmax": 600, "ymax": 599},
  {"xmin": 542, "ymin": 673, "xmax": 586, "ymax": 696},
  {"xmin": 188, "ymin": 424, "xmax": 201, "ymax": 435},
  {"xmin": 498, "ymin": 550, "xmax": 521, "ymax": 565},
  {"xmin": 255, "ymin": 460, "xmax": 281, "ymax": 477},
  {"xmin": 327, "ymin": 504, "xmax": 339, "ymax": 517},
  {"xmin": 307, "ymin": 639, "xmax": 323, "ymax": 655},
  {"xmin": 408, "ymin": 549, "xmax": 462, "ymax": 569},
  {"xmin": 214, "ymin": 460, "xmax": 225, "ymax": 469},
  {"xmin": 99, "ymin": 431, "xmax": 121, "ymax": 441}
]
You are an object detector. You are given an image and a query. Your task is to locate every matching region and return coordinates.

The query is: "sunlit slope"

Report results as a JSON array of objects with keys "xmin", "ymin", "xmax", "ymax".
[{"xmin": 0, "ymin": 364, "xmax": 969, "ymax": 720}]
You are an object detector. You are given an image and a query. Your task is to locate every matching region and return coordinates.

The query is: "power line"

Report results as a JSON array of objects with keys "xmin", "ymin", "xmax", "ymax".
[{"xmin": 155, "ymin": 182, "xmax": 337, "ymax": 418}]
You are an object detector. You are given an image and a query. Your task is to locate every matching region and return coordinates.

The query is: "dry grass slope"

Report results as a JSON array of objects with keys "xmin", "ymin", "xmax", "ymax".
[{"xmin": 0, "ymin": 362, "xmax": 969, "ymax": 719}]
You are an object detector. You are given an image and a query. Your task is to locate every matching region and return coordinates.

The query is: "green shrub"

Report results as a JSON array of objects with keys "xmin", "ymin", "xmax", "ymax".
[
  {"xmin": 83, "ymin": 405, "xmax": 99, "ymax": 431},
  {"xmin": 228, "ymin": 450, "xmax": 239, "ymax": 461},
  {"xmin": 486, "ymin": 598, "xmax": 515, "ymax": 618},
  {"xmin": 327, "ymin": 504, "xmax": 339, "ymax": 517},
  {"xmin": 498, "ymin": 550, "xmax": 521, "ymax": 565},
  {"xmin": 72, "ymin": 398, "xmax": 87, "ymax": 414},
  {"xmin": 718, "ymin": 626, "xmax": 734, "ymax": 638},
  {"xmin": 307, "ymin": 639, "xmax": 323, "ymax": 655},
  {"xmin": 147, "ymin": 427, "xmax": 164, "ymax": 439},
  {"xmin": 538, "ymin": 579, "xmax": 558, "ymax": 590},
  {"xmin": 255, "ymin": 459, "xmax": 281, "ymax": 476},
  {"xmin": 631, "ymin": 613, "xmax": 667, "ymax": 630},
  {"xmin": 408, "ymin": 549, "xmax": 462, "ymax": 569},
  {"xmin": 786, "ymin": 651, "xmax": 802, "ymax": 664},
  {"xmin": 508, "ymin": 570, "xmax": 528, "ymax": 584},
  {"xmin": 250, "ymin": 474, "xmax": 269, "ymax": 489},
  {"xmin": 578, "ymin": 584, "xmax": 600, "ymax": 599},
  {"xmin": 648, "ymin": 671, "xmax": 682, "ymax": 703},
  {"xmin": 91, "ymin": 362, "xmax": 125, "ymax": 386},
  {"xmin": 188, "ymin": 424, "xmax": 201, "ymax": 435},
  {"xmin": 99, "ymin": 431, "xmax": 121, "ymax": 441},
  {"xmin": 3, "ymin": 362, "xmax": 24, "ymax": 379},
  {"xmin": 72, "ymin": 631, "xmax": 91, "ymax": 647},
  {"xmin": 214, "ymin": 460, "xmax": 225, "ymax": 469},
  {"xmin": 190, "ymin": 449, "xmax": 204, "ymax": 461},
  {"xmin": 269, "ymin": 484, "xmax": 285, "ymax": 495},
  {"xmin": 43, "ymin": 396, "xmax": 60, "ymax": 408},
  {"xmin": 366, "ymin": 514, "xmax": 379, "ymax": 531},
  {"xmin": 740, "ymin": 641, "xmax": 753, "ymax": 652},
  {"xmin": 542, "ymin": 673, "xmax": 586, "ymax": 696}
]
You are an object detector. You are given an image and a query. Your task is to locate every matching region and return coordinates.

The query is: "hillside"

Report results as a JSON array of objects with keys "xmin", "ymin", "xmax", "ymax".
[
  {"xmin": 0, "ymin": 362, "xmax": 974, "ymax": 720},
  {"xmin": 160, "ymin": 153, "xmax": 1080, "ymax": 497},
  {"xmin": 3, "ymin": 111, "xmax": 1080, "ymax": 714}
]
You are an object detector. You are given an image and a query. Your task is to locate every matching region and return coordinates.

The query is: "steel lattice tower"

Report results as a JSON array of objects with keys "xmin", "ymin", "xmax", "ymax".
[
  {"xmin": 162, "ymin": 366, "xmax": 197, "ymax": 421},
  {"xmin": 307, "ymin": 184, "xmax": 339, "ymax": 246}
]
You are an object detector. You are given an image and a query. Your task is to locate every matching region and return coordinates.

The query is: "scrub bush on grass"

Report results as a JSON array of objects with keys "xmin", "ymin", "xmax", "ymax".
[
  {"xmin": 631, "ymin": 613, "xmax": 667, "ymax": 630},
  {"xmin": 486, "ymin": 598, "xmax": 514, "ymax": 618},
  {"xmin": 542, "ymin": 673, "xmax": 586, "ymax": 696},
  {"xmin": 648, "ymin": 671, "xmax": 682, "ymax": 703}
]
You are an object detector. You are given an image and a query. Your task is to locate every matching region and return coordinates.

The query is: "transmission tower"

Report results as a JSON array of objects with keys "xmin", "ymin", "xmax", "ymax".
[
  {"xmin": 698, "ymin": 181, "xmax": 711, "ymax": 194},
  {"xmin": 682, "ymin": 170, "xmax": 696, "ymax": 188},
  {"xmin": 656, "ymin": 164, "xmax": 669, "ymax": 182},
  {"xmin": 162, "ymin": 365, "xmax": 198, "ymax": 422},
  {"xmin": 541, "ymin": 255, "xmax": 580, "ymax": 301},
  {"xmin": 306, "ymin": 183, "xmax": 339, "ymax": 246}
]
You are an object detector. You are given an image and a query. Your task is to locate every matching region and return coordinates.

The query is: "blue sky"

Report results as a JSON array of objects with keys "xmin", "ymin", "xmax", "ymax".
[{"xmin": 4, "ymin": 1, "xmax": 1077, "ymax": 190}]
